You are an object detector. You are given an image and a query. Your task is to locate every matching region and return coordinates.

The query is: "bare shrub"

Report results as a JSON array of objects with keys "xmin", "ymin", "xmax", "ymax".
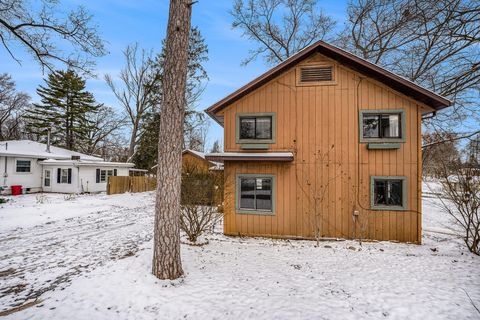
[
  {"xmin": 434, "ymin": 163, "xmax": 480, "ymax": 255},
  {"xmin": 180, "ymin": 165, "xmax": 224, "ymax": 243}
]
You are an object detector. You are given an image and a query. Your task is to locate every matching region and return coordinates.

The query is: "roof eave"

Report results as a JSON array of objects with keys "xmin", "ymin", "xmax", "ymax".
[{"xmin": 204, "ymin": 40, "xmax": 452, "ymax": 120}]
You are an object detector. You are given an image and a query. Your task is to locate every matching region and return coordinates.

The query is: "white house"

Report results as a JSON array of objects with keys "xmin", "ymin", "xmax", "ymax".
[{"xmin": 0, "ymin": 140, "xmax": 134, "ymax": 194}]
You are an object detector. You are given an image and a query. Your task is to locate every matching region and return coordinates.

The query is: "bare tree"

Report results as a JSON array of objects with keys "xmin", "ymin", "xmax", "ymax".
[
  {"xmin": 79, "ymin": 105, "xmax": 127, "ymax": 156},
  {"xmin": 0, "ymin": 0, "xmax": 105, "ymax": 72},
  {"xmin": 0, "ymin": 73, "xmax": 30, "ymax": 140},
  {"xmin": 422, "ymin": 132, "xmax": 461, "ymax": 178},
  {"xmin": 105, "ymin": 43, "xmax": 155, "ymax": 160},
  {"xmin": 231, "ymin": 0, "xmax": 336, "ymax": 65},
  {"xmin": 152, "ymin": 0, "xmax": 193, "ymax": 280},
  {"xmin": 210, "ymin": 139, "xmax": 222, "ymax": 153},
  {"xmin": 340, "ymin": 0, "xmax": 480, "ymax": 130},
  {"xmin": 432, "ymin": 161, "xmax": 480, "ymax": 255}
]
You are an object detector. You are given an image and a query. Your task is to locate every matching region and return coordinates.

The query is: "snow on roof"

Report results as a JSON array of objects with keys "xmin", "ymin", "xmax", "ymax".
[
  {"xmin": 39, "ymin": 159, "xmax": 134, "ymax": 167},
  {"xmin": 183, "ymin": 149, "xmax": 223, "ymax": 168},
  {"xmin": 183, "ymin": 149, "xmax": 206, "ymax": 159},
  {"xmin": 0, "ymin": 140, "xmax": 103, "ymax": 161}
]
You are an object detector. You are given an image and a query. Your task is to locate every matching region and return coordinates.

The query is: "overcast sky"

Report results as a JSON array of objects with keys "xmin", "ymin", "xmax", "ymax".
[{"xmin": 1, "ymin": 0, "xmax": 349, "ymax": 150}]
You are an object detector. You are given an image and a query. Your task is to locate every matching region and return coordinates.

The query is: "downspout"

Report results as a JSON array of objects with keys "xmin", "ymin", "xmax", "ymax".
[
  {"xmin": 1, "ymin": 143, "xmax": 7, "ymax": 188},
  {"xmin": 3, "ymin": 156, "xmax": 7, "ymax": 187}
]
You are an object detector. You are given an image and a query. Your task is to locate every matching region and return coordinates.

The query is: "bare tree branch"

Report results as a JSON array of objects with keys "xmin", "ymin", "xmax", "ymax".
[
  {"xmin": 0, "ymin": 0, "xmax": 106, "ymax": 73},
  {"xmin": 231, "ymin": 0, "xmax": 336, "ymax": 65}
]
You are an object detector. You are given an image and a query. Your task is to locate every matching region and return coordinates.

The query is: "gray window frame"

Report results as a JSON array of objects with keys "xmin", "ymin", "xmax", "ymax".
[
  {"xmin": 370, "ymin": 176, "xmax": 407, "ymax": 211},
  {"xmin": 236, "ymin": 112, "xmax": 276, "ymax": 144},
  {"xmin": 235, "ymin": 174, "xmax": 276, "ymax": 215},
  {"xmin": 359, "ymin": 109, "xmax": 406, "ymax": 143}
]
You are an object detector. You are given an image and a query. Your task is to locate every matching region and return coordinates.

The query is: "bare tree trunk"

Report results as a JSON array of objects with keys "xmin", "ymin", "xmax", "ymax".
[
  {"xmin": 152, "ymin": 0, "xmax": 192, "ymax": 280},
  {"xmin": 128, "ymin": 120, "xmax": 139, "ymax": 159}
]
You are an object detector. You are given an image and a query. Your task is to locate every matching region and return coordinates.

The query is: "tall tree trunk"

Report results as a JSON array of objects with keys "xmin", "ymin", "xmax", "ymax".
[
  {"xmin": 128, "ymin": 121, "xmax": 139, "ymax": 159},
  {"xmin": 152, "ymin": 0, "xmax": 192, "ymax": 280}
]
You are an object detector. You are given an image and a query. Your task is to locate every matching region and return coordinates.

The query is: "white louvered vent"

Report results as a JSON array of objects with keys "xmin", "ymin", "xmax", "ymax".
[{"xmin": 299, "ymin": 66, "xmax": 333, "ymax": 83}]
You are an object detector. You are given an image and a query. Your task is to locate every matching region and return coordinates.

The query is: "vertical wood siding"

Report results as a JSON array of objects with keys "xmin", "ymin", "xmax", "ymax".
[{"xmin": 221, "ymin": 53, "xmax": 424, "ymax": 243}]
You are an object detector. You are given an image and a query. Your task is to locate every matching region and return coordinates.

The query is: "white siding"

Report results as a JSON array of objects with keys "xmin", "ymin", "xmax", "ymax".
[
  {"xmin": 48, "ymin": 165, "xmax": 81, "ymax": 193},
  {"xmin": 0, "ymin": 155, "xmax": 132, "ymax": 194},
  {"xmin": 79, "ymin": 167, "xmax": 130, "ymax": 193},
  {"xmin": 0, "ymin": 156, "xmax": 43, "ymax": 193}
]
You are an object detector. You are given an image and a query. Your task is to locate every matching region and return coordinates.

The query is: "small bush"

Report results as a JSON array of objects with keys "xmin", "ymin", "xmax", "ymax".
[
  {"xmin": 180, "ymin": 165, "xmax": 224, "ymax": 243},
  {"xmin": 36, "ymin": 194, "xmax": 47, "ymax": 204},
  {"xmin": 64, "ymin": 194, "xmax": 77, "ymax": 201}
]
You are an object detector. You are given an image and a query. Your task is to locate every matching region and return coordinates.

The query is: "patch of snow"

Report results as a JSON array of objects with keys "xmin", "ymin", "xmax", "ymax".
[{"xmin": 0, "ymin": 192, "xmax": 478, "ymax": 319}]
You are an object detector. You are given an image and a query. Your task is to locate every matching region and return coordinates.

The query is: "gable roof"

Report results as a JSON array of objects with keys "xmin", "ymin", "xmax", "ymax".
[
  {"xmin": 0, "ymin": 140, "xmax": 103, "ymax": 161},
  {"xmin": 205, "ymin": 40, "xmax": 451, "ymax": 126}
]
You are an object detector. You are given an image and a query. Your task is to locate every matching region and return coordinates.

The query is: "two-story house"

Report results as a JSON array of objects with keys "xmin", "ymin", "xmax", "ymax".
[{"xmin": 205, "ymin": 41, "xmax": 451, "ymax": 243}]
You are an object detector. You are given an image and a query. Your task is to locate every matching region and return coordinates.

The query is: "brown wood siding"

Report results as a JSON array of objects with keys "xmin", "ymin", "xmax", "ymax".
[
  {"xmin": 221, "ymin": 53, "xmax": 423, "ymax": 243},
  {"xmin": 182, "ymin": 153, "xmax": 210, "ymax": 172}
]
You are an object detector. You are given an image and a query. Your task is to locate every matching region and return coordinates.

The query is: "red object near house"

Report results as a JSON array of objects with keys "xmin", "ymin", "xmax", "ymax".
[{"xmin": 11, "ymin": 185, "xmax": 22, "ymax": 196}]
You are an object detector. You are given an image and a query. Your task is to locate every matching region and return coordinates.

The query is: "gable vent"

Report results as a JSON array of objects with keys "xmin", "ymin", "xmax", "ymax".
[{"xmin": 299, "ymin": 66, "xmax": 333, "ymax": 83}]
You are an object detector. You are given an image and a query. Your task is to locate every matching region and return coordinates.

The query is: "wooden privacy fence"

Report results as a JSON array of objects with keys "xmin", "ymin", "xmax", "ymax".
[{"xmin": 107, "ymin": 176, "xmax": 157, "ymax": 195}]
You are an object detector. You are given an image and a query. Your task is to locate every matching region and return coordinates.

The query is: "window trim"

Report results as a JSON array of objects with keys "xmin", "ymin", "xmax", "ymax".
[
  {"xmin": 236, "ymin": 112, "xmax": 276, "ymax": 144},
  {"xmin": 235, "ymin": 173, "xmax": 276, "ymax": 215},
  {"xmin": 15, "ymin": 159, "xmax": 31, "ymax": 173},
  {"xmin": 359, "ymin": 109, "xmax": 406, "ymax": 143},
  {"xmin": 370, "ymin": 176, "xmax": 407, "ymax": 211},
  {"xmin": 296, "ymin": 62, "xmax": 337, "ymax": 86}
]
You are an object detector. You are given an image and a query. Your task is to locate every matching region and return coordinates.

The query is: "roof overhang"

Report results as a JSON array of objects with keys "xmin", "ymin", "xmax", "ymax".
[
  {"xmin": 205, "ymin": 152, "xmax": 294, "ymax": 162},
  {"xmin": 205, "ymin": 40, "xmax": 451, "ymax": 126},
  {"xmin": 39, "ymin": 160, "xmax": 134, "ymax": 168}
]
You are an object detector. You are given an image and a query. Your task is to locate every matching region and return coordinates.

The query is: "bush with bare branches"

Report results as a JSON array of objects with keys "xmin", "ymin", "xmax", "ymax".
[
  {"xmin": 434, "ymin": 163, "xmax": 480, "ymax": 255},
  {"xmin": 180, "ymin": 166, "xmax": 224, "ymax": 243}
]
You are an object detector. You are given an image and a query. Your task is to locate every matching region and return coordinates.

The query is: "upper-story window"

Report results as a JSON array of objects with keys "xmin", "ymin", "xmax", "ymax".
[
  {"xmin": 359, "ymin": 110, "xmax": 406, "ymax": 143},
  {"xmin": 236, "ymin": 113, "xmax": 276, "ymax": 144},
  {"xmin": 240, "ymin": 116, "xmax": 272, "ymax": 140}
]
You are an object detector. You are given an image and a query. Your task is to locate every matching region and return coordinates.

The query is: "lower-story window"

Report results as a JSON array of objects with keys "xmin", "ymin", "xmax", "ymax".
[
  {"xmin": 96, "ymin": 169, "xmax": 116, "ymax": 183},
  {"xmin": 57, "ymin": 168, "xmax": 72, "ymax": 184},
  {"xmin": 237, "ymin": 174, "xmax": 275, "ymax": 214},
  {"xmin": 371, "ymin": 176, "xmax": 407, "ymax": 210}
]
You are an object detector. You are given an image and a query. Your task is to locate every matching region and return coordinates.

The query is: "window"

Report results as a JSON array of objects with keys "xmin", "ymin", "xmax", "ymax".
[
  {"xmin": 236, "ymin": 113, "xmax": 275, "ymax": 143},
  {"xmin": 240, "ymin": 117, "xmax": 272, "ymax": 140},
  {"xmin": 44, "ymin": 170, "xmax": 51, "ymax": 187},
  {"xmin": 371, "ymin": 176, "xmax": 407, "ymax": 210},
  {"xmin": 98, "ymin": 169, "xmax": 114, "ymax": 183},
  {"xmin": 60, "ymin": 169, "xmax": 69, "ymax": 184},
  {"xmin": 360, "ymin": 110, "xmax": 405, "ymax": 143},
  {"xmin": 57, "ymin": 168, "xmax": 72, "ymax": 184},
  {"xmin": 237, "ymin": 175, "xmax": 275, "ymax": 214},
  {"xmin": 16, "ymin": 160, "xmax": 31, "ymax": 173}
]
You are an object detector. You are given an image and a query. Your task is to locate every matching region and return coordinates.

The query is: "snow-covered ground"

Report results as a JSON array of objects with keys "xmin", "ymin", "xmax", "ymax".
[{"xmin": 0, "ymin": 191, "xmax": 479, "ymax": 319}]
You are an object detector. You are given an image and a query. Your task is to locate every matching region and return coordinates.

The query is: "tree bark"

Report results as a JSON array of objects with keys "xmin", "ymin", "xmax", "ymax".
[{"xmin": 152, "ymin": 0, "xmax": 192, "ymax": 280}]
